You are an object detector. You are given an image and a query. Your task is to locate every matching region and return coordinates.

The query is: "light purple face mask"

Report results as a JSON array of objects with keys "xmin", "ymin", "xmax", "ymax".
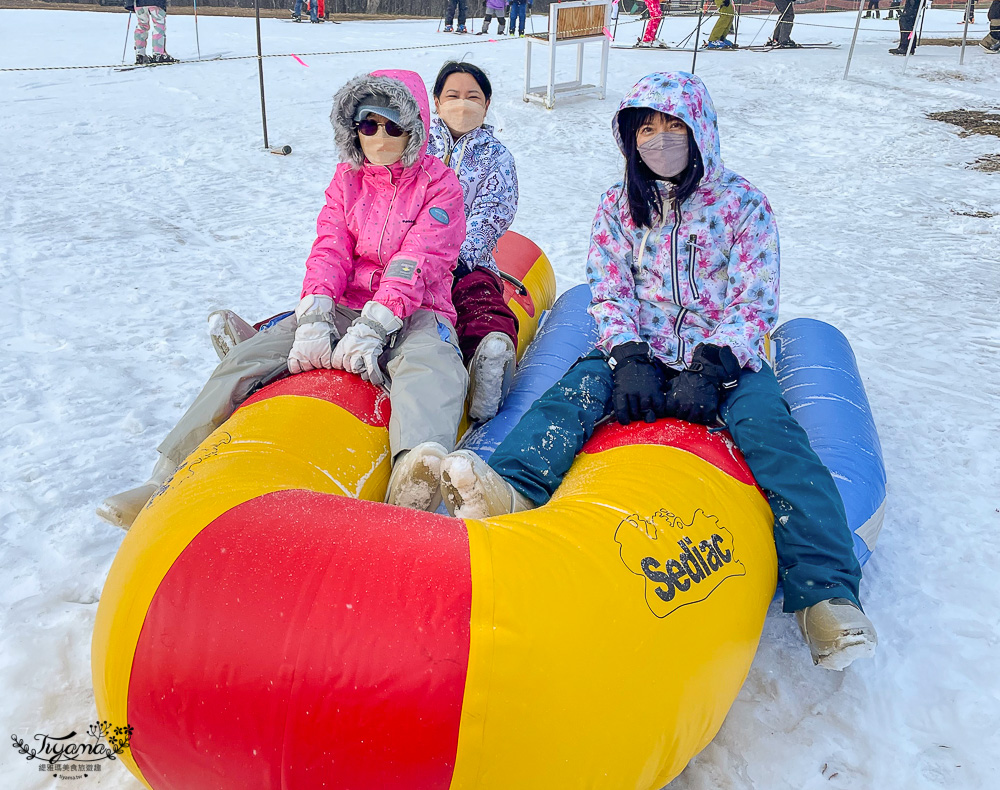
[{"xmin": 637, "ymin": 132, "xmax": 689, "ymax": 179}]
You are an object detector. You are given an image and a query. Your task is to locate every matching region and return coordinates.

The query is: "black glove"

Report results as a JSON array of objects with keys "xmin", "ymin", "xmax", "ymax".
[
  {"xmin": 609, "ymin": 342, "xmax": 668, "ymax": 425},
  {"xmin": 665, "ymin": 344, "xmax": 741, "ymax": 425}
]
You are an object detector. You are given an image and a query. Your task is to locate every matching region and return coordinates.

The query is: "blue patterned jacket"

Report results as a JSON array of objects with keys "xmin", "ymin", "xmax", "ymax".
[{"xmin": 427, "ymin": 119, "xmax": 519, "ymax": 275}]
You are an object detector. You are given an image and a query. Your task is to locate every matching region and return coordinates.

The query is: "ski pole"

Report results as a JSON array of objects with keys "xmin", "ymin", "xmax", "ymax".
[
  {"xmin": 747, "ymin": 6, "xmax": 775, "ymax": 47},
  {"xmin": 903, "ymin": 0, "xmax": 926, "ymax": 72},
  {"xmin": 691, "ymin": 6, "xmax": 703, "ymax": 72},
  {"xmin": 254, "ymin": 0, "xmax": 269, "ymax": 149},
  {"xmin": 843, "ymin": 0, "xmax": 865, "ymax": 79},
  {"xmin": 193, "ymin": 0, "xmax": 202, "ymax": 59},
  {"xmin": 437, "ymin": 0, "xmax": 445, "ymax": 32},
  {"xmin": 959, "ymin": 0, "xmax": 971, "ymax": 64},
  {"xmin": 121, "ymin": 9, "xmax": 133, "ymax": 65}
]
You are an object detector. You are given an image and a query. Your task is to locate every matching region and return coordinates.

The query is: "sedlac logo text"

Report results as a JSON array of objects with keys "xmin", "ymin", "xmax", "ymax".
[{"xmin": 615, "ymin": 508, "xmax": 746, "ymax": 617}]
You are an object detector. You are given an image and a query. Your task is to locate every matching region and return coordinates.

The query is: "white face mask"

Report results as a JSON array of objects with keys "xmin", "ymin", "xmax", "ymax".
[
  {"xmin": 638, "ymin": 132, "xmax": 689, "ymax": 179},
  {"xmin": 437, "ymin": 99, "xmax": 487, "ymax": 135},
  {"xmin": 358, "ymin": 127, "xmax": 409, "ymax": 166}
]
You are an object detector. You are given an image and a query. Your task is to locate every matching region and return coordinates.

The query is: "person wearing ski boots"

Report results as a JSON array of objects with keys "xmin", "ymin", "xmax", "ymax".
[
  {"xmin": 705, "ymin": 0, "xmax": 739, "ymax": 49},
  {"xmin": 437, "ymin": 71, "xmax": 879, "ymax": 672},
  {"xmin": 508, "ymin": 0, "xmax": 530, "ymax": 36},
  {"xmin": 767, "ymin": 0, "xmax": 800, "ymax": 47},
  {"xmin": 426, "ymin": 61, "xmax": 520, "ymax": 425},
  {"xmin": 889, "ymin": 0, "xmax": 921, "ymax": 53},
  {"xmin": 479, "ymin": 0, "xmax": 508, "ymax": 34},
  {"xmin": 127, "ymin": 0, "xmax": 176, "ymax": 65},
  {"xmin": 444, "ymin": 0, "xmax": 469, "ymax": 32},
  {"xmin": 98, "ymin": 69, "xmax": 469, "ymax": 526},
  {"xmin": 886, "ymin": 0, "xmax": 901, "ymax": 19},
  {"xmin": 863, "ymin": 0, "xmax": 880, "ymax": 19},
  {"xmin": 637, "ymin": 0, "xmax": 667, "ymax": 47},
  {"xmin": 981, "ymin": 0, "xmax": 1000, "ymax": 51},
  {"xmin": 290, "ymin": 0, "xmax": 321, "ymax": 23}
]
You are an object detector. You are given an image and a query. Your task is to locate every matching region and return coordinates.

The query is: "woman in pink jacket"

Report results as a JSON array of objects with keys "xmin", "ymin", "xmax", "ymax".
[{"xmin": 98, "ymin": 69, "xmax": 470, "ymax": 527}]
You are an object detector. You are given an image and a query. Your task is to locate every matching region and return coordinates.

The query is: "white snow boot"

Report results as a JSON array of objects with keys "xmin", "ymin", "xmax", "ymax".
[
  {"xmin": 439, "ymin": 450, "xmax": 533, "ymax": 519},
  {"xmin": 467, "ymin": 332, "xmax": 516, "ymax": 423},
  {"xmin": 385, "ymin": 442, "xmax": 448, "ymax": 512},
  {"xmin": 96, "ymin": 453, "xmax": 176, "ymax": 530},
  {"xmin": 208, "ymin": 309, "xmax": 258, "ymax": 360},
  {"xmin": 796, "ymin": 598, "xmax": 878, "ymax": 671}
]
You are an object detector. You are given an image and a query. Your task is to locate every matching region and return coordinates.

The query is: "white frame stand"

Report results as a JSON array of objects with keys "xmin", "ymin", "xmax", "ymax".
[{"xmin": 523, "ymin": 0, "xmax": 611, "ymax": 110}]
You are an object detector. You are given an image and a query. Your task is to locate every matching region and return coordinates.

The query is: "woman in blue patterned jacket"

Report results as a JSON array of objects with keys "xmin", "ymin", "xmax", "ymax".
[
  {"xmin": 427, "ymin": 61, "xmax": 520, "ymax": 424},
  {"xmin": 437, "ymin": 71, "xmax": 878, "ymax": 672}
]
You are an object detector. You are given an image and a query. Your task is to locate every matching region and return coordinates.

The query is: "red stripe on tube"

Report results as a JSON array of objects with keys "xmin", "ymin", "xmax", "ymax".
[{"xmin": 128, "ymin": 491, "xmax": 471, "ymax": 790}]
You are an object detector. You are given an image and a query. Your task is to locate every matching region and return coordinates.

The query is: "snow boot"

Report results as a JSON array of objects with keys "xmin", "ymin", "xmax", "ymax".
[
  {"xmin": 796, "ymin": 598, "xmax": 878, "ymax": 671},
  {"xmin": 480, "ymin": 19, "xmax": 489, "ymax": 33},
  {"xmin": 443, "ymin": 24, "xmax": 454, "ymax": 32},
  {"xmin": 704, "ymin": 40, "xmax": 727, "ymax": 49},
  {"xmin": 135, "ymin": 51, "xmax": 150, "ymax": 65},
  {"xmin": 208, "ymin": 309, "xmax": 258, "ymax": 360},
  {"xmin": 980, "ymin": 35, "xmax": 1000, "ymax": 52},
  {"xmin": 457, "ymin": 24, "xmax": 468, "ymax": 33},
  {"xmin": 440, "ymin": 450, "xmax": 534, "ymax": 519},
  {"xmin": 385, "ymin": 442, "xmax": 448, "ymax": 512},
  {"xmin": 96, "ymin": 453, "xmax": 176, "ymax": 530},
  {"xmin": 150, "ymin": 53, "xmax": 177, "ymax": 64},
  {"xmin": 779, "ymin": 39, "xmax": 801, "ymax": 48},
  {"xmin": 467, "ymin": 332, "xmax": 516, "ymax": 423},
  {"xmin": 290, "ymin": 11, "xmax": 301, "ymax": 20}
]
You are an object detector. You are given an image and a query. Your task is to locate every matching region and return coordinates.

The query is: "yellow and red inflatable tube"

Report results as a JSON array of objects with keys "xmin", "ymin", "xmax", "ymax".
[{"xmin": 93, "ymin": 234, "xmax": 777, "ymax": 790}]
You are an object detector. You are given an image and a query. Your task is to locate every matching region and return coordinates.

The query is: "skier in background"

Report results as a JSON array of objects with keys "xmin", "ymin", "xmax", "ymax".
[
  {"xmin": 508, "ymin": 0, "xmax": 530, "ymax": 36},
  {"xmin": 126, "ymin": 0, "xmax": 175, "ymax": 64},
  {"xmin": 480, "ymin": 0, "xmax": 508, "ymax": 34},
  {"xmin": 982, "ymin": 0, "xmax": 1000, "ymax": 50},
  {"xmin": 886, "ymin": 0, "xmax": 901, "ymax": 19},
  {"xmin": 889, "ymin": 0, "xmax": 921, "ymax": 53},
  {"xmin": 290, "ymin": 0, "xmax": 322, "ymax": 22},
  {"xmin": 959, "ymin": 0, "xmax": 975, "ymax": 25},
  {"xmin": 767, "ymin": 0, "xmax": 799, "ymax": 47},
  {"xmin": 704, "ymin": 0, "xmax": 738, "ymax": 49},
  {"xmin": 636, "ymin": 0, "xmax": 665, "ymax": 47},
  {"xmin": 444, "ymin": 0, "xmax": 469, "ymax": 32},
  {"xmin": 863, "ymin": 0, "xmax": 880, "ymax": 19}
]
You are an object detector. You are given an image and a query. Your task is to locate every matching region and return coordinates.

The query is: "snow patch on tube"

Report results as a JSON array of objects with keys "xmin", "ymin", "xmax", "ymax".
[
  {"xmin": 461, "ymin": 284, "xmax": 599, "ymax": 461},
  {"xmin": 773, "ymin": 318, "xmax": 887, "ymax": 566}
]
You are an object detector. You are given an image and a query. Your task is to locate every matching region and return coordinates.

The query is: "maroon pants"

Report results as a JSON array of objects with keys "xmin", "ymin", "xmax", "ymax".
[{"xmin": 452, "ymin": 268, "xmax": 519, "ymax": 365}]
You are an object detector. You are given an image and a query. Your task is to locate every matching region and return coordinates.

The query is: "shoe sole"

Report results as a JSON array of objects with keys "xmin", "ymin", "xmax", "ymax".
[
  {"xmin": 810, "ymin": 630, "xmax": 877, "ymax": 671},
  {"xmin": 385, "ymin": 445, "xmax": 446, "ymax": 512}
]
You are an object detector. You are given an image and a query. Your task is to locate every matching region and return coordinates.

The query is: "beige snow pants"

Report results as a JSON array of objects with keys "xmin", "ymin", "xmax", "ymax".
[{"xmin": 158, "ymin": 308, "xmax": 469, "ymax": 465}]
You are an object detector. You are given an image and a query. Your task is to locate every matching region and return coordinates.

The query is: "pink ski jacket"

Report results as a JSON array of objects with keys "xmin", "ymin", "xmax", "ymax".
[{"xmin": 301, "ymin": 70, "xmax": 466, "ymax": 325}]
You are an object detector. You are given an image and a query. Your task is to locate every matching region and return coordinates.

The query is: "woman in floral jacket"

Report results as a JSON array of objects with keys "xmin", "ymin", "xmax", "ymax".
[
  {"xmin": 427, "ymin": 61, "xmax": 521, "ymax": 422},
  {"xmin": 438, "ymin": 71, "xmax": 878, "ymax": 672}
]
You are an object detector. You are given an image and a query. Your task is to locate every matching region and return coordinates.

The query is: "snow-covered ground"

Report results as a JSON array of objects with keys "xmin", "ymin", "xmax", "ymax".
[{"xmin": 2, "ymin": 7, "xmax": 999, "ymax": 789}]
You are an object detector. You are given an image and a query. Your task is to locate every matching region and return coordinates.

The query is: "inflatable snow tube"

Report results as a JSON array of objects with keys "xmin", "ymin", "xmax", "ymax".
[
  {"xmin": 93, "ymin": 247, "xmax": 779, "ymax": 789},
  {"xmin": 773, "ymin": 318, "xmax": 887, "ymax": 566}
]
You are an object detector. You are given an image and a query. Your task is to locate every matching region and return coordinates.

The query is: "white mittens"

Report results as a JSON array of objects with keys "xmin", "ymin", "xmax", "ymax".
[
  {"xmin": 332, "ymin": 301, "xmax": 403, "ymax": 387},
  {"xmin": 288, "ymin": 294, "xmax": 339, "ymax": 375}
]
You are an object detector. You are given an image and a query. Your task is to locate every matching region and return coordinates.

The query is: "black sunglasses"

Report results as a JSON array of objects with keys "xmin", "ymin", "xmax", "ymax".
[{"xmin": 356, "ymin": 118, "xmax": 406, "ymax": 137}]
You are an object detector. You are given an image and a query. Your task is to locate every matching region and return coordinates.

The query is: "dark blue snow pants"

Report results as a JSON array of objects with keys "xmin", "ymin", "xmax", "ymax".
[{"xmin": 489, "ymin": 350, "xmax": 864, "ymax": 613}]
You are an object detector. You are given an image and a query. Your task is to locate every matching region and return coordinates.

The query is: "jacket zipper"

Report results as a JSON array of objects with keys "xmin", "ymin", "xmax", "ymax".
[
  {"xmin": 669, "ymin": 199, "xmax": 687, "ymax": 365},
  {"xmin": 376, "ymin": 165, "xmax": 398, "ymax": 267},
  {"xmin": 686, "ymin": 234, "xmax": 701, "ymax": 300}
]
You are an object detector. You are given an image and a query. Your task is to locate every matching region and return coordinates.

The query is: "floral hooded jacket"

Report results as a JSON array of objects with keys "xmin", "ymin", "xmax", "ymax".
[
  {"xmin": 587, "ymin": 72, "xmax": 779, "ymax": 371},
  {"xmin": 426, "ymin": 118, "xmax": 519, "ymax": 275}
]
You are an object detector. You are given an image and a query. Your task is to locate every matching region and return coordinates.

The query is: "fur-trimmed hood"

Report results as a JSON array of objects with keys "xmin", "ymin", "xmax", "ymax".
[{"xmin": 330, "ymin": 69, "xmax": 430, "ymax": 169}]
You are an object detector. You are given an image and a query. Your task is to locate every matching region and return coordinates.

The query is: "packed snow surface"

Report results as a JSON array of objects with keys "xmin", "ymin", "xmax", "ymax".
[{"xmin": 2, "ymin": 7, "xmax": 999, "ymax": 789}]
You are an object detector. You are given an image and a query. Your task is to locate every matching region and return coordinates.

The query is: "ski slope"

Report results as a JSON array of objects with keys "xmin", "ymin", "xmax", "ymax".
[{"xmin": 1, "ymin": 7, "xmax": 999, "ymax": 789}]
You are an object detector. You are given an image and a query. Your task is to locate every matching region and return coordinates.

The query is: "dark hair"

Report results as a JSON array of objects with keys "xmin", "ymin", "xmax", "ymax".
[
  {"xmin": 617, "ymin": 107, "xmax": 705, "ymax": 229},
  {"xmin": 433, "ymin": 61, "xmax": 493, "ymax": 102}
]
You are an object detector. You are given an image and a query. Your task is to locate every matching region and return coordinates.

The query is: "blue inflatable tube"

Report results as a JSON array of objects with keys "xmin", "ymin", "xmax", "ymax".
[
  {"xmin": 773, "ymin": 318, "xmax": 887, "ymax": 566},
  {"xmin": 461, "ymin": 284, "xmax": 598, "ymax": 461}
]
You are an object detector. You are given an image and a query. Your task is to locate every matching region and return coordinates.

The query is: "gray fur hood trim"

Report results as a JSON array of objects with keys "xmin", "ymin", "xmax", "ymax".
[{"xmin": 330, "ymin": 72, "xmax": 428, "ymax": 169}]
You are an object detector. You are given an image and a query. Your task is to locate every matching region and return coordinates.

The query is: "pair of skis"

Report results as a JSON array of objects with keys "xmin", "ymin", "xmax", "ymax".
[
  {"xmin": 611, "ymin": 41, "xmax": 838, "ymax": 52},
  {"xmin": 114, "ymin": 54, "xmax": 225, "ymax": 72}
]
